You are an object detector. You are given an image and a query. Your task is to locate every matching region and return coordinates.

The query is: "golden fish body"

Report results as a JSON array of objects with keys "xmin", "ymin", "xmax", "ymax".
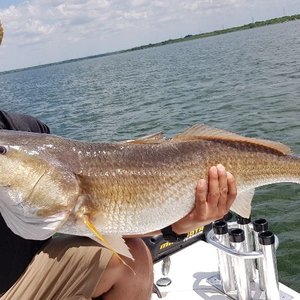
[{"xmin": 0, "ymin": 125, "xmax": 300, "ymax": 256}]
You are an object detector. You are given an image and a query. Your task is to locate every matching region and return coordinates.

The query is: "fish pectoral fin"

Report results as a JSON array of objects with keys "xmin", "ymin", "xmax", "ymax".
[{"xmin": 230, "ymin": 188, "xmax": 255, "ymax": 218}]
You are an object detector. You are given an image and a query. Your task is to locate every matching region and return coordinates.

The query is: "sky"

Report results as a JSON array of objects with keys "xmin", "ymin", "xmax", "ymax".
[{"xmin": 0, "ymin": 0, "xmax": 299, "ymax": 72}]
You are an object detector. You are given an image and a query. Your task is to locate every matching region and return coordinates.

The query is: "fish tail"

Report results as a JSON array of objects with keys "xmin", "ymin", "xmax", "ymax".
[{"xmin": 80, "ymin": 214, "xmax": 136, "ymax": 274}]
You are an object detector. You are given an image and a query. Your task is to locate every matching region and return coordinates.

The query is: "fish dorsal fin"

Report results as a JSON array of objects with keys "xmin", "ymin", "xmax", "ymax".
[
  {"xmin": 172, "ymin": 124, "xmax": 293, "ymax": 155},
  {"xmin": 124, "ymin": 132, "xmax": 165, "ymax": 144}
]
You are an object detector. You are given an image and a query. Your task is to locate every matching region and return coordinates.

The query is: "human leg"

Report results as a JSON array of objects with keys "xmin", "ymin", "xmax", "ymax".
[
  {"xmin": 92, "ymin": 238, "xmax": 154, "ymax": 300},
  {"xmin": 2, "ymin": 236, "xmax": 153, "ymax": 300},
  {"xmin": 2, "ymin": 235, "xmax": 113, "ymax": 300}
]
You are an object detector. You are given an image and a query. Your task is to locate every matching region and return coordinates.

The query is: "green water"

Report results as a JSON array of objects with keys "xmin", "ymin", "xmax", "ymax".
[{"xmin": 1, "ymin": 20, "xmax": 300, "ymax": 291}]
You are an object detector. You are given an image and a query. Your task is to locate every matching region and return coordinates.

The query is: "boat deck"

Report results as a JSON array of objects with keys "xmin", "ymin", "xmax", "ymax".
[{"xmin": 151, "ymin": 240, "xmax": 300, "ymax": 300}]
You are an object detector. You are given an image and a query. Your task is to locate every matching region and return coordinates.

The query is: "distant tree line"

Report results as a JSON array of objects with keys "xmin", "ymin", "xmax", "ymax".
[
  {"xmin": 2, "ymin": 14, "xmax": 299, "ymax": 74},
  {"xmin": 126, "ymin": 14, "xmax": 300, "ymax": 52}
]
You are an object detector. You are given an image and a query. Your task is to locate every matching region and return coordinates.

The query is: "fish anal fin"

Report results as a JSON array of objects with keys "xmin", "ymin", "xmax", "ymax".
[
  {"xmin": 79, "ymin": 214, "xmax": 135, "ymax": 273},
  {"xmin": 101, "ymin": 234, "xmax": 134, "ymax": 260},
  {"xmin": 172, "ymin": 124, "xmax": 293, "ymax": 155},
  {"xmin": 230, "ymin": 189, "xmax": 255, "ymax": 218}
]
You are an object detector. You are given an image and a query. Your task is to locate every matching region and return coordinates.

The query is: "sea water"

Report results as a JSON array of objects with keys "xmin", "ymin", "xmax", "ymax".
[{"xmin": 1, "ymin": 20, "xmax": 300, "ymax": 291}]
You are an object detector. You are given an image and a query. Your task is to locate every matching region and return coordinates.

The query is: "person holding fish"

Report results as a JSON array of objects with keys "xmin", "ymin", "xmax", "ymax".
[
  {"xmin": 0, "ymin": 18, "xmax": 238, "ymax": 299},
  {"xmin": 0, "ymin": 110, "xmax": 237, "ymax": 300}
]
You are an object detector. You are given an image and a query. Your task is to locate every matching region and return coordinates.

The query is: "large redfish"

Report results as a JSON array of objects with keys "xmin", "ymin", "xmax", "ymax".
[{"xmin": 0, "ymin": 124, "xmax": 299, "ymax": 258}]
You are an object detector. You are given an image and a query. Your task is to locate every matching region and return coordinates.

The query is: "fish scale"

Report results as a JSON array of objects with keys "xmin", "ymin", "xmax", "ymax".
[{"xmin": 1, "ymin": 124, "xmax": 300, "ymax": 258}]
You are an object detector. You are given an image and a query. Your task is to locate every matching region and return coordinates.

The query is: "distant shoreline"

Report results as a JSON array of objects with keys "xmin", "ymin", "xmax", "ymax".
[
  {"xmin": 1, "ymin": 14, "xmax": 300, "ymax": 74},
  {"xmin": 124, "ymin": 14, "xmax": 300, "ymax": 52}
]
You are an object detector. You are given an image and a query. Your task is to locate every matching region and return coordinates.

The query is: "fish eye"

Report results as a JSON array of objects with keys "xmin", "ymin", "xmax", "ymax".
[{"xmin": 0, "ymin": 146, "xmax": 7, "ymax": 154}]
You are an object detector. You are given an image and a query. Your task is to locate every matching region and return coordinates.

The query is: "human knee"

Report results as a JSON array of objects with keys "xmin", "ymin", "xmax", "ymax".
[
  {"xmin": 93, "ymin": 239, "xmax": 153, "ymax": 299},
  {"xmin": 124, "ymin": 238, "xmax": 153, "ymax": 298},
  {"xmin": 125, "ymin": 238, "xmax": 153, "ymax": 283}
]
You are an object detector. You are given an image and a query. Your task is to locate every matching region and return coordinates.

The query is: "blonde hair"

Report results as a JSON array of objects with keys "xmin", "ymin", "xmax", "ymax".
[{"xmin": 0, "ymin": 21, "xmax": 3, "ymax": 46}]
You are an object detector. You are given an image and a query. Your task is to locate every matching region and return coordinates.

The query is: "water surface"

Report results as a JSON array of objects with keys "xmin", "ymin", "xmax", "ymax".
[{"xmin": 1, "ymin": 20, "xmax": 300, "ymax": 291}]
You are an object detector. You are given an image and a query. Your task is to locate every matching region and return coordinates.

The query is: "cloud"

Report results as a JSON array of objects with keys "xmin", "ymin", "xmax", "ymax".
[
  {"xmin": 0, "ymin": 0, "xmax": 298, "ymax": 71},
  {"xmin": 1, "ymin": 0, "xmax": 112, "ymax": 46},
  {"xmin": 0, "ymin": 0, "xmax": 245, "ymax": 48}
]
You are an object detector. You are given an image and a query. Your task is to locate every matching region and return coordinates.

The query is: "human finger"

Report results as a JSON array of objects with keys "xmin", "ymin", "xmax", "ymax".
[
  {"xmin": 225, "ymin": 171, "xmax": 237, "ymax": 210},
  {"xmin": 216, "ymin": 164, "xmax": 229, "ymax": 210},
  {"xmin": 194, "ymin": 178, "xmax": 208, "ymax": 215},
  {"xmin": 207, "ymin": 166, "xmax": 220, "ymax": 206}
]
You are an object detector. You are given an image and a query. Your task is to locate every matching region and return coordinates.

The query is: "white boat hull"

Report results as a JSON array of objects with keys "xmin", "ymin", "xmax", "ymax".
[{"xmin": 152, "ymin": 240, "xmax": 300, "ymax": 299}]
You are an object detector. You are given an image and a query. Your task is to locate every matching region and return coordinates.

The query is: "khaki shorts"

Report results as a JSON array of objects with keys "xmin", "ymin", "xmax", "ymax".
[{"xmin": 1, "ymin": 235, "xmax": 113, "ymax": 300}]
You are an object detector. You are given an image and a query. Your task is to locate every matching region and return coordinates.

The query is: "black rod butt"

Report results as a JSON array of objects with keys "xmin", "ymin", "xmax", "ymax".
[
  {"xmin": 229, "ymin": 228, "xmax": 245, "ymax": 243},
  {"xmin": 259, "ymin": 231, "xmax": 275, "ymax": 245},
  {"xmin": 253, "ymin": 218, "xmax": 268, "ymax": 233},
  {"xmin": 213, "ymin": 220, "xmax": 228, "ymax": 235},
  {"xmin": 236, "ymin": 215, "xmax": 251, "ymax": 225}
]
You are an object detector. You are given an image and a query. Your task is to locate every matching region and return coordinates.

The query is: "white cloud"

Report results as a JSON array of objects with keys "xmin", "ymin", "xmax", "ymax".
[{"xmin": 0, "ymin": 0, "xmax": 299, "ymax": 71}]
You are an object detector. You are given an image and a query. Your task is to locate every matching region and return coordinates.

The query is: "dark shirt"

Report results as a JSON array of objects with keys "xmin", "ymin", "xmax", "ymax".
[{"xmin": 0, "ymin": 111, "xmax": 51, "ymax": 294}]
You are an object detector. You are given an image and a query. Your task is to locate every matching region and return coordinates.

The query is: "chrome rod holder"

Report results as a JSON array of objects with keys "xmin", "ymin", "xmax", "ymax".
[
  {"xmin": 259, "ymin": 231, "xmax": 280, "ymax": 300},
  {"xmin": 207, "ymin": 218, "xmax": 281, "ymax": 300},
  {"xmin": 237, "ymin": 216, "xmax": 256, "ymax": 282},
  {"xmin": 253, "ymin": 218, "xmax": 269, "ymax": 291},
  {"xmin": 229, "ymin": 228, "xmax": 251, "ymax": 300},
  {"xmin": 213, "ymin": 220, "xmax": 236, "ymax": 293}
]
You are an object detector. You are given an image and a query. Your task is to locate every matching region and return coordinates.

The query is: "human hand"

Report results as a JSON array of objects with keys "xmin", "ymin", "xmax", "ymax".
[{"xmin": 172, "ymin": 164, "xmax": 237, "ymax": 234}]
